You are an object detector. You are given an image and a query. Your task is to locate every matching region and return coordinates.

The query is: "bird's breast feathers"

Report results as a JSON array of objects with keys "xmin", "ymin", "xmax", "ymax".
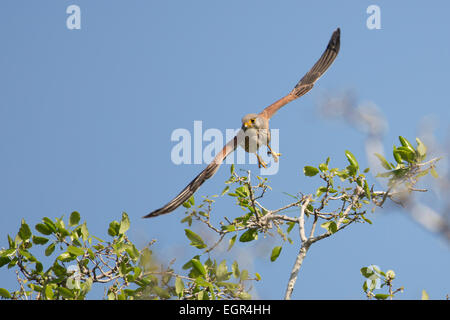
[{"xmin": 237, "ymin": 128, "xmax": 269, "ymax": 153}]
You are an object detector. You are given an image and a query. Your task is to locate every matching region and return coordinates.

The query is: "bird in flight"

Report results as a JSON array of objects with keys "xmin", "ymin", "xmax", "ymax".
[{"xmin": 144, "ymin": 28, "xmax": 341, "ymax": 218}]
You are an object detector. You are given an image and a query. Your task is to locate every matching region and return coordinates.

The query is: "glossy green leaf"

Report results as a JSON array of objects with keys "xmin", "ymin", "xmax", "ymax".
[
  {"xmin": 239, "ymin": 228, "xmax": 258, "ymax": 242},
  {"xmin": 345, "ymin": 150, "xmax": 359, "ymax": 170},
  {"xmin": 399, "ymin": 136, "xmax": 415, "ymax": 152},
  {"xmin": 392, "ymin": 145, "xmax": 403, "ymax": 164}
]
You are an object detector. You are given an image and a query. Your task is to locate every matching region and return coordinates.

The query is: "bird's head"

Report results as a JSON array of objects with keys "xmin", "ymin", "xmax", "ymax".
[{"xmin": 241, "ymin": 113, "xmax": 264, "ymax": 130}]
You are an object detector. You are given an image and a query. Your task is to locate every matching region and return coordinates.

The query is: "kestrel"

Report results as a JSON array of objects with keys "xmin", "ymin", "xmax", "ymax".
[{"xmin": 144, "ymin": 28, "xmax": 340, "ymax": 218}]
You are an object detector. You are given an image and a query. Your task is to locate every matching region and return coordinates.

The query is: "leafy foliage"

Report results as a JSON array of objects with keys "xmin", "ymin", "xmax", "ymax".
[
  {"xmin": 360, "ymin": 265, "xmax": 403, "ymax": 300},
  {"xmin": 0, "ymin": 136, "xmax": 440, "ymax": 299}
]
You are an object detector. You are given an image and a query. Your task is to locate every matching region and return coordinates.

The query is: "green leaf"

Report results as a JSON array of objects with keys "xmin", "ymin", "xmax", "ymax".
[
  {"xmin": 18, "ymin": 220, "xmax": 32, "ymax": 241},
  {"xmin": 239, "ymin": 228, "xmax": 258, "ymax": 242},
  {"xmin": 270, "ymin": 246, "xmax": 282, "ymax": 262},
  {"xmin": 374, "ymin": 293, "xmax": 390, "ymax": 300},
  {"xmin": 364, "ymin": 180, "xmax": 371, "ymax": 201},
  {"xmin": 184, "ymin": 229, "xmax": 207, "ymax": 249},
  {"xmin": 56, "ymin": 287, "xmax": 75, "ymax": 299},
  {"xmin": 240, "ymin": 269, "xmax": 249, "ymax": 282},
  {"xmin": 430, "ymin": 167, "xmax": 438, "ymax": 179},
  {"xmin": 44, "ymin": 285, "xmax": 54, "ymax": 300},
  {"xmin": 362, "ymin": 215, "xmax": 373, "ymax": 224},
  {"xmin": 32, "ymin": 236, "xmax": 49, "ymax": 245},
  {"xmin": 316, "ymin": 186, "xmax": 328, "ymax": 197},
  {"xmin": 360, "ymin": 267, "xmax": 374, "ymax": 278},
  {"xmin": 69, "ymin": 211, "xmax": 81, "ymax": 227},
  {"xmin": 416, "ymin": 138, "xmax": 427, "ymax": 159},
  {"xmin": 345, "ymin": 150, "xmax": 359, "ymax": 171},
  {"xmin": 319, "ymin": 163, "xmax": 328, "ymax": 172},
  {"xmin": 35, "ymin": 223, "xmax": 52, "ymax": 236},
  {"xmin": 175, "ymin": 277, "xmax": 184, "ymax": 297},
  {"xmin": 239, "ymin": 292, "xmax": 252, "ymax": 300},
  {"xmin": 153, "ymin": 286, "xmax": 171, "ymax": 299},
  {"xmin": 397, "ymin": 146, "xmax": 416, "ymax": 163},
  {"xmin": 230, "ymin": 164, "xmax": 235, "ymax": 175},
  {"xmin": 232, "ymin": 261, "xmax": 240, "ymax": 279},
  {"xmin": 321, "ymin": 221, "xmax": 337, "ymax": 234},
  {"xmin": 119, "ymin": 212, "xmax": 130, "ymax": 235},
  {"xmin": 303, "ymin": 166, "xmax": 319, "ymax": 177},
  {"xmin": 227, "ymin": 234, "xmax": 237, "ymax": 251},
  {"xmin": 57, "ymin": 252, "xmax": 74, "ymax": 262},
  {"xmin": 221, "ymin": 186, "xmax": 230, "ymax": 196},
  {"xmin": 0, "ymin": 257, "xmax": 11, "ymax": 268},
  {"xmin": 45, "ymin": 243, "xmax": 56, "ymax": 256},
  {"xmin": 0, "ymin": 288, "xmax": 11, "ymax": 299},
  {"xmin": 392, "ymin": 145, "xmax": 403, "ymax": 164},
  {"xmin": 107, "ymin": 221, "xmax": 120, "ymax": 237},
  {"xmin": 374, "ymin": 153, "xmax": 392, "ymax": 170},
  {"xmin": 216, "ymin": 260, "xmax": 229, "ymax": 281},
  {"xmin": 42, "ymin": 218, "xmax": 57, "ymax": 233},
  {"xmin": 399, "ymin": 136, "xmax": 415, "ymax": 152},
  {"xmin": 35, "ymin": 261, "xmax": 43, "ymax": 273},
  {"xmin": 191, "ymin": 258, "xmax": 206, "ymax": 276},
  {"xmin": 287, "ymin": 221, "xmax": 295, "ymax": 234},
  {"xmin": 182, "ymin": 201, "xmax": 191, "ymax": 208},
  {"xmin": 67, "ymin": 245, "xmax": 85, "ymax": 257},
  {"xmin": 255, "ymin": 272, "xmax": 261, "ymax": 281}
]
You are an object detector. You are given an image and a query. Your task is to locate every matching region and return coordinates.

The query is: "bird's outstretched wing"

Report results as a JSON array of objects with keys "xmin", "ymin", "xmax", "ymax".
[
  {"xmin": 259, "ymin": 28, "xmax": 340, "ymax": 120},
  {"xmin": 143, "ymin": 136, "xmax": 238, "ymax": 218}
]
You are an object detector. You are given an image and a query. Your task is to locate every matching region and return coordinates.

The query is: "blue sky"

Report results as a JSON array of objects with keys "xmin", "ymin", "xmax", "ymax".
[{"xmin": 0, "ymin": 1, "xmax": 449, "ymax": 299}]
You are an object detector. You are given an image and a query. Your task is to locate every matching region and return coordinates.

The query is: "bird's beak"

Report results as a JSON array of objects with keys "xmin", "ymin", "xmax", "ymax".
[{"xmin": 244, "ymin": 120, "xmax": 253, "ymax": 128}]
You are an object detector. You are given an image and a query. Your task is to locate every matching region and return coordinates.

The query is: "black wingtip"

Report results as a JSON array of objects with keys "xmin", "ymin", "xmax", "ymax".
[
  {"xmin": 328, "ymin": 27, "xmax": 341, "ymax": 53},
  {"xmin": 142, "ymin": 210, "xmax": 161, "ymax": 219}
]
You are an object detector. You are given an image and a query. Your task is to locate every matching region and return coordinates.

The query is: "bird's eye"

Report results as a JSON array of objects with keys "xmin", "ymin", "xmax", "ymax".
[{"xmin": 251, "ymin": 119, "xmax": 255, "ymax": 123}]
